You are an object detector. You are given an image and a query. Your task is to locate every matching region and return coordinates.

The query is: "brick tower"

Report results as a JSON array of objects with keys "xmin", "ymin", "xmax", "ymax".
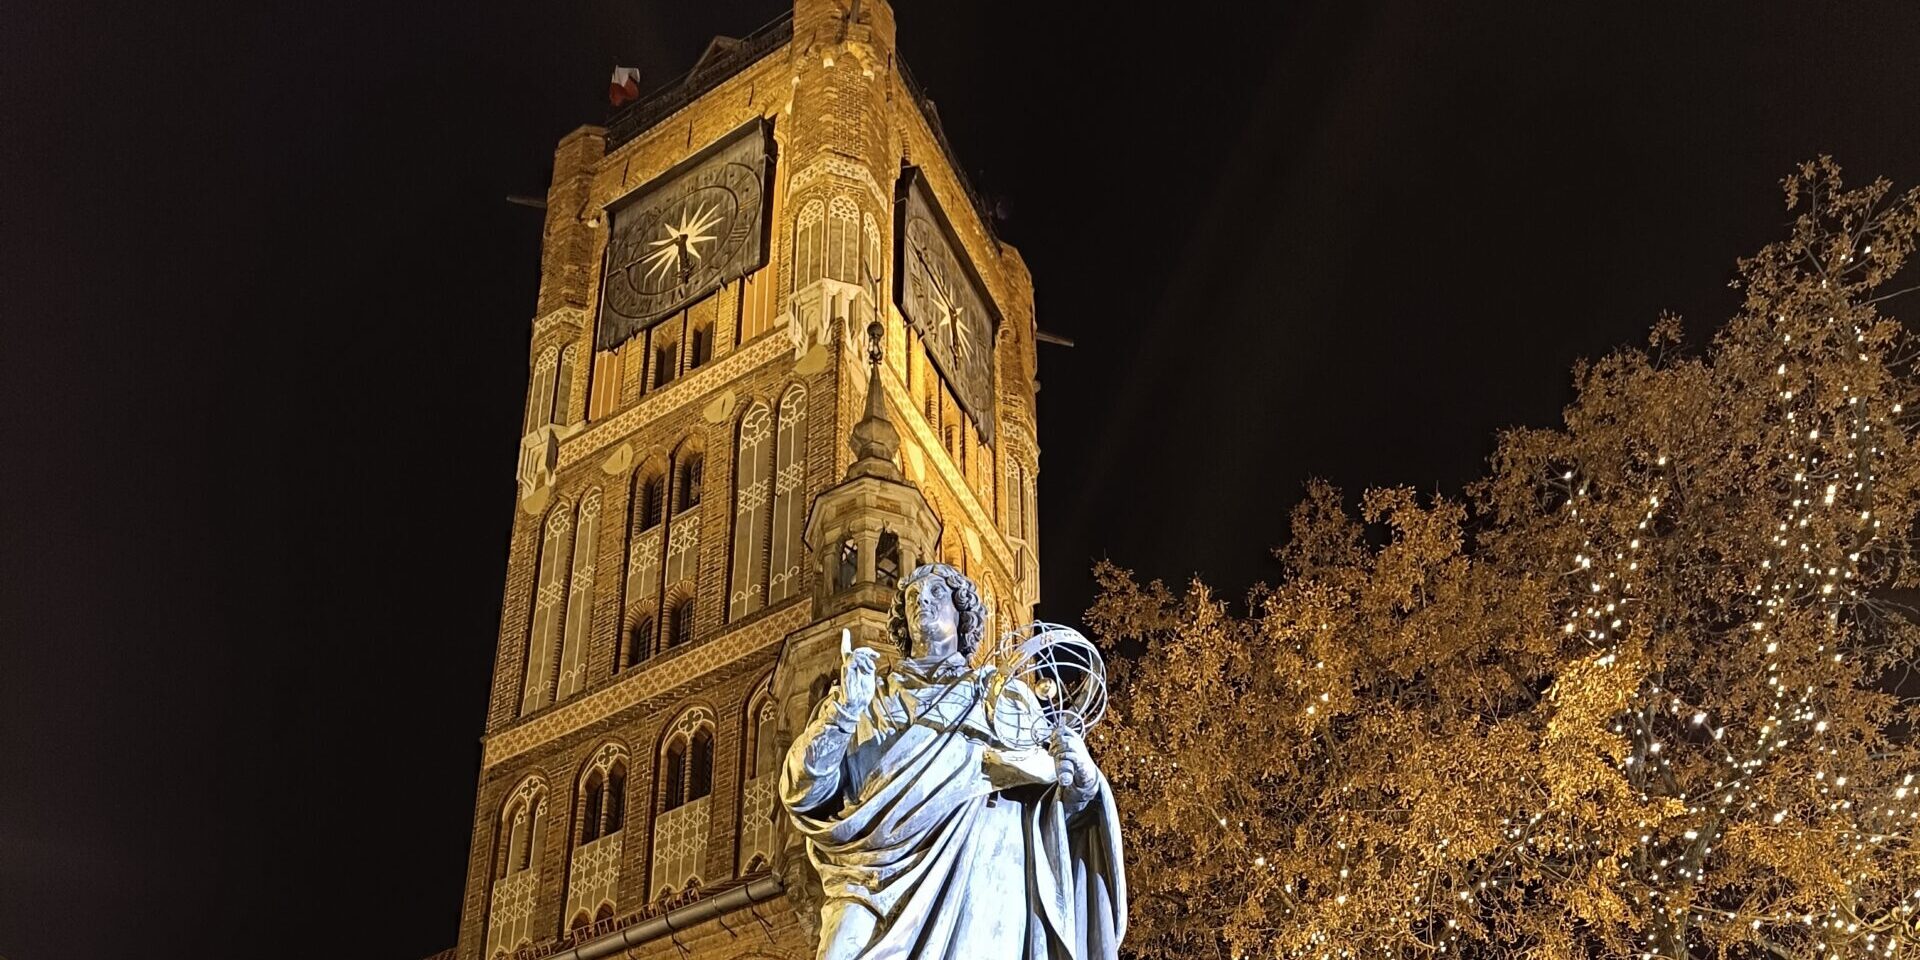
[{"xmin": 449, "ymin": 0, "xmax": 1042, "ymax": 957}]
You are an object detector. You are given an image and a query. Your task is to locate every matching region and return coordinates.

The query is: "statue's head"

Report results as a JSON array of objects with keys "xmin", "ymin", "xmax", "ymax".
[{"xmin": 888, "ymin": 563, "xmax": 985, "ymax": 661}]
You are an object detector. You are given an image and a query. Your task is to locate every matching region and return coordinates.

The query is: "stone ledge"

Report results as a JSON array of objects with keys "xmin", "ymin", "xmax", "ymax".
[
  {"xmin": 556, "ymin": 330, "xmax": 791, "ymax": 473},
  {"xmin": 482, "ymin": 599, "xmax": 812, "ymax": 768}
]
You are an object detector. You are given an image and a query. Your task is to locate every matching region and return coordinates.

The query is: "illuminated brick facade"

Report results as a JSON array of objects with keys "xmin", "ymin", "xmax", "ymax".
[{"xmin": 451, "ymin": 1, "xmax": 1041, "ymax": 957}]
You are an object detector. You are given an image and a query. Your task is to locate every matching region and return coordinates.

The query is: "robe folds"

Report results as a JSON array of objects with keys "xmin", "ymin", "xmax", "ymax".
[{"xmin": 781, "ymin": 655, "xmax": 1127, "ymax": 960}]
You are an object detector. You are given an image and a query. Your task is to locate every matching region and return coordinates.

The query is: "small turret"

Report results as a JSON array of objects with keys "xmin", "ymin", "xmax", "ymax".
[{"xmin": 803, "ymin": 321, "xmax": 942, "ymax": 618}]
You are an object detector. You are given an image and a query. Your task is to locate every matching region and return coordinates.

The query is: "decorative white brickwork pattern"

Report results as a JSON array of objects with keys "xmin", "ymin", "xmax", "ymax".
[
  {"xmin": 487, "ymin": 867, "xmax": 539, "ymax": 957},
  {"xmin": 788, "ymin": 153, "xmax": 888, "ymax": 212},
  {"xmin": 664, "ymin": 512, "xmax": 701, "ymax": 587},
  {"xmin": 737, "ymin": 775, "xmax": 777, "ymax": 874},
  {"xmin": 727, "ymin": 402, "xmax": 773, "ymax": 621},
  {"xmin": 767, "ymin": 384, "xmax": 808, "ymax": 605},
  {"xmin": 565, "ymin": 832, "xmax": 623, "ymax": 925},
  {"xmin": 650, "ymin": 795, "xmax": 710, "ymax": 898},
  {"xmin": 557, "ymin": 488, "xmax": 601, "ymax": 700},
  {"xmin": 481, "ymin": 601, "xmax": 808, "ymax": 768},
  {"xmin": 556, "ymin": 331, "xmax": 789, "ymax": 472}
]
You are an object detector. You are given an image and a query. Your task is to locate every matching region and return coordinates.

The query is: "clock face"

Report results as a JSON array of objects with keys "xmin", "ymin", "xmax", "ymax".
[
  {"xmin": 598, "ymin": 121, "xmax": 772, "ymax": 350},
  {"xmin": 896, "ymin": 170, "xmax": 998, "ymax": 442}
]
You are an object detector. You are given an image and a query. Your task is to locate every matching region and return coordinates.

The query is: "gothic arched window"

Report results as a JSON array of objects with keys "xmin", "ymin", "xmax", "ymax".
[
  {"xmin": 657, "ymin": 708, "xmax": 716, "ymax": 813},
  {"xmin": 624, "ymin": 464, "xmax": 666, "ymax": 652},
  {"xmin": 688, "ymin": 728, "xmax": 714, "ymax": 802},
  {"xmin": 652, "ymin": 330, "xmax": 678, "ymax": 388},
  {"xmin": 663, "ymin": 739, "xmax": 686, "ymax": 811},
  {"xmin": 574, "ymin": 743, "xmax": 629, "ymax": 845},
  {"xmin": 738, "ymin": 683, "xmax": 780, "ymax": 873},
  {"xmin": 688, "ymin": 321, "xmax": 712, "ymax": 371},
  {"xmin": 626, "ymin": 617, "xmax": 653, "ymax": 668},
  {"xmin": 664, "ymin": 443, "xmax": 703, "ymax": 589},
  {"xmin": 527, "ymin": 346, "xmax": 559, "ymax": 430},
  {"xmin": 495, "ymin": 778, "xmax": 547, "ymax": 879},
  {"xmin": 486, "ymin": 776, "xmax": 548, "ymax": 958},
  {"xmin": 826, "ymin": 196, "xmax": 860, "ymax": 283},
  {"xmin": 677, "ymin": 452, "xmax": 703, "ymax": 513},
  {"xmin": 521, "ymin": 501, "xmax": 573, "ymax": 715},
  {"xmin": 634, "ymin": 469, "xmax": 664, "ymax": 531},
  {"xmin": 556, "ymin": 488, "xmax": 601, "ymax": 700},
  {"xmin": 553, "ymin": 344, "xmax": 578, "ymax": 425},
  {"xmin": 668, "ymin": 597, "xmax": 695, "ymax": 649},
  {"xmin": 793, "ymin": 199, "xmax": 825, "ymax": 288},
  {"xmin": 767, "ymin": 384, "xmax": 808, "ymax": 605},
  {"xmin": 563, "ymin": 744, "xmax": 628, "ymax": 926},
  {"xmin": 862, "ymin": 211, "xmax": 885, "ymax": 306},
  {"xmin": 652, "ymin": 707, "xmax": 715, "ymax": 896},
  {"xmin": 605, "ymin": 762, "xmax": 626, "ymax": 834},
  {"xmin": 581, "ymin": 770, "xmax": 605, "ymax": 844},
  {"xmin": 728, "ymin": 401, "xmax": 773, "ymax": 621}
]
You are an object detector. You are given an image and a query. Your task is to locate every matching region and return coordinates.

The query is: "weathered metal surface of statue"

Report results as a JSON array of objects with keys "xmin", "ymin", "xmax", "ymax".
[{"xmin": 780, "ymin": 564, "xmax": 1127, "ymax": 959}]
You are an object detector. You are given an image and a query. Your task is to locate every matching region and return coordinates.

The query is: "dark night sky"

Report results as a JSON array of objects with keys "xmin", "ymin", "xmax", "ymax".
[{"xmin": 4, "ymin": 3, "xmax": 1919, "ymax": 959}]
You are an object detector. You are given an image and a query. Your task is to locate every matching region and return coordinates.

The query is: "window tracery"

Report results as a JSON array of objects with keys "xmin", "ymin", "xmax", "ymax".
[
  {"xmin": 768, "ymin": 384, "xmax": 808, "ymax": 604},
  {"xmin": 728, "ymin": 402, "xmax": 773, "ymax": 621}
]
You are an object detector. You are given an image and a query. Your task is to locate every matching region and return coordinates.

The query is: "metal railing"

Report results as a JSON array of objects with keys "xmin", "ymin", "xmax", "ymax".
[
  {"xmin": 600, "ymin": 12, "xmax": 1000, "ymax": 247},
  {"xmin": 892, "ymin": 53, "xmax": 1001, "ymax": 248},
  {"xmin": 501, "ymin": 874, "xmax": 770, "ymax": 960},
  {"xmin": 605, "ymin": 13, "xmax": 794, "ymax": 150}
]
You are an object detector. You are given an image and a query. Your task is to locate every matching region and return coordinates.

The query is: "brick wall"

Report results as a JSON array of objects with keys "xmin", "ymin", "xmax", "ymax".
[{"xmin": 451, "ymin": 0, "xmax": 1042, "ymax": 956}]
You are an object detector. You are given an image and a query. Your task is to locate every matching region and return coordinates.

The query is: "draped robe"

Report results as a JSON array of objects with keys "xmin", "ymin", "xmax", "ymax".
[{"xmin": 781, "ymin": 654, "xmax": 1127, "ymax": 960}]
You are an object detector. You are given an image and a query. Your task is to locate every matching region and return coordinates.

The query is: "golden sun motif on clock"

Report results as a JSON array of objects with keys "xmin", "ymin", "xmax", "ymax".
[
  {"xmin": 596, "ymin": 120, "xmax": 771, "ymax": 351},
  {"xmin": 640, "ymin": 200, "xmax": 726, "ymax": 285}
]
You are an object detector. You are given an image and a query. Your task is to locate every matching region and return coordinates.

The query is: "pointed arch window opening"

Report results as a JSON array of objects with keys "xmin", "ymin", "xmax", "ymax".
[
  {"xmin": 659, "ymin": 721, "xmax": 715, "ymax": 812},
  {"xmin": 653, "ymin": 335, "xmax": 678, "ymax": 389},
  {"xmin": 767, "ymin": 384, "xmax": 808, "ymax": 605},
  {"xmin": 728, "ymin": 402, "xmax": 773, "ymax": 622},
  {"xmin": 677, "ymin": 454, "xmax": 704, "ymax": 514},
  {"xmin": 582, "ymin": 772, "xmax": 605, "ymax": 844},
  {"xmin": 635, "ymin": 472, "xmax": 665, "ymax": 531},
  {"xmin": 553, "ymin": 344, "xmax": 578, "ymax": 426},
  {"xmin": 663, "ymin": 740, "xmax": 687, "ymax": 810},
  {"xmin": 688, "ymin": 729, "xmax": 714, "ymax": 801},
  {"xmin": 688, "ymin": 322, "xmax": 712, "ymax": 371},
  {"xmin": 669, "ymin": 597, "xmax": 695, "ymax": 649},
  {"xmin": 528, "ymin": 347, "xmax": 560, "ymax": 431},
  {"xmin": 556, "ymin": 488, "xmax": 602, "ymax": 702},
  {"xmin": 876, "ymin": 529, "xmax": 901, "ymax": 588},
  {"xmin": 749, "ymin": 691, "xmax": 778, "ymax": 779},
  {"xmin": 521, "ymin": 502, "xmax": 573, "ymax": 716},
  {"xmin": 604, "ymin": 763, "xmax": 626, "ymax": 835},
  {"xmin": 626, "ymin": 617, "xmax": 654, "ymax": 668}
]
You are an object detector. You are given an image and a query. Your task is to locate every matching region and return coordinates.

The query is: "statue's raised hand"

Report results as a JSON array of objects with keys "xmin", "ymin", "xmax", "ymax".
[{"xmin": 837, "ymin": 628, "xmax": 879, "ymax": 719}]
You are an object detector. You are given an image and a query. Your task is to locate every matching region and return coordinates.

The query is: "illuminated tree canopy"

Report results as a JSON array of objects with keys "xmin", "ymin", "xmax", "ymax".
[{"xmin": 1091, "ymin": 160, "xmax": 1920, "ymax": 960}]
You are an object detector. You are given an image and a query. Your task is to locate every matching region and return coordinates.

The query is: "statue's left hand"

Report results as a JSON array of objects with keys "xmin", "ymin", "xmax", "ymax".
[{"xmin": 1050, "ymin": 730, "xmax": 1096, "ymax": 796}]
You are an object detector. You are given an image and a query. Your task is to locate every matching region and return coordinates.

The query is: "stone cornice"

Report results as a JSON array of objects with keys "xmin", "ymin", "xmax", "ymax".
[
  {"xmin": 787, "ymin": 152, "xmax": 890, "ymax": 212},
  {"xmin": 556, "ymin": 331, "xmax": 791, "ymax": 472},
  {"xmin": 482, "ymin": 600, "xmax": 811, "ymax": 768},
  {"xmin": 532, "ymin": 306, "xmax": 587, "ymax": 346}
]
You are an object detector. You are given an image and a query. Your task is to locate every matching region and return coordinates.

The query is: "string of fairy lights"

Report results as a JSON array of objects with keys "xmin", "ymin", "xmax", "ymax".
[{"xmin": 1539, "ymin": 244, "xmax": 1918, "ymax": 960}]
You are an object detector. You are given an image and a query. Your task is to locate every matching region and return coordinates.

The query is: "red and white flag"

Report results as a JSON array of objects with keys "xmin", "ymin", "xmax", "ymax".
[{"xmin": 609, "ymin": 67, "xmax": 641, "ymax": 106}]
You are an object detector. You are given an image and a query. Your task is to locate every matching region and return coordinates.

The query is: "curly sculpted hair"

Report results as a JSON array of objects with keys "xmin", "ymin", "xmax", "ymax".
[{"xmin": 887, "ymin": 563, "xmax": 986, "ymax": 658}]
